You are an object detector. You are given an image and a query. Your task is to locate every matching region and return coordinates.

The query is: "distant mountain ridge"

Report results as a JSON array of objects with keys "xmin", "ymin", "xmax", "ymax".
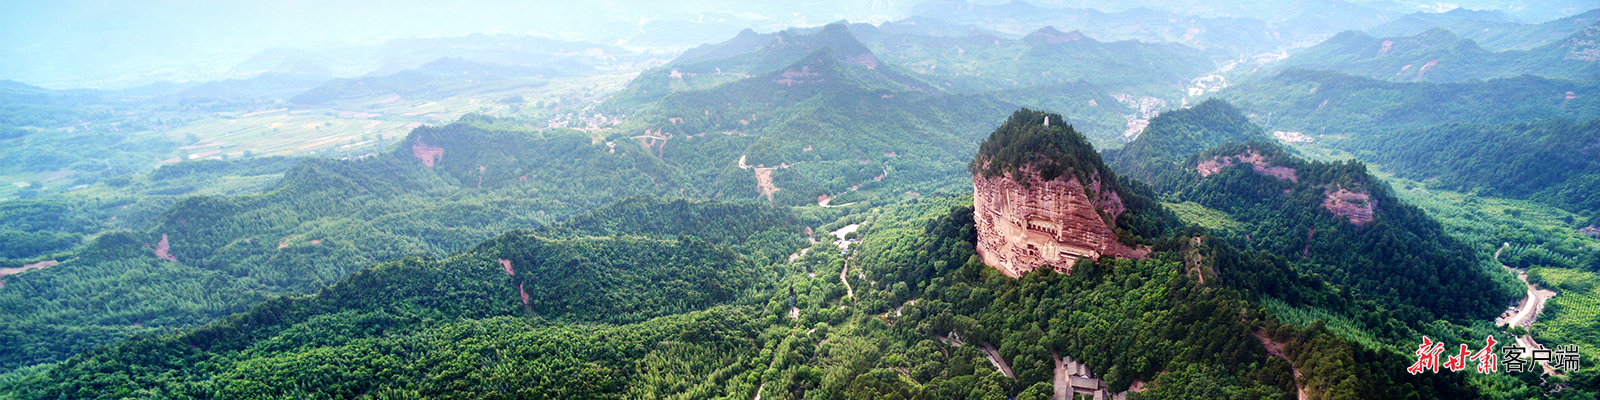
[
  {"xmin": 288, "ymin": 58, "xmax": 562, "ymax": 105},
  {"xmin": 1279, "ymin": 25, "xmax": 1600, "ymax": 82},
  {"xmin": 908, "ymin": 0, "xmax": 1397, "ymax": 55},
  {"xmin": 601, "ymin": 21, "xmax": 1173, "ymax": 206},
  {"xmin": 1367, "ymin": 7, "xmax": 1600, "ymax": 51}
]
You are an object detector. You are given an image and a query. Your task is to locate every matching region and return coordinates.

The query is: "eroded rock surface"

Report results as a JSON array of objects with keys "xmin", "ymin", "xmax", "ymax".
[
  {"xmin": 411, "ymin": 138, "xmax": 445, "ymax": 167},
  {"xmin": 1322, "ymin": 187, "xmax": 1376, "ymax": 226},
  {"xmin": 973, "ymin": 166, "xmax": 1138, "ymax": 277},
  {"xmin": 1197, "ymin": 148, "xmax": 1298, "ymax": 182}
]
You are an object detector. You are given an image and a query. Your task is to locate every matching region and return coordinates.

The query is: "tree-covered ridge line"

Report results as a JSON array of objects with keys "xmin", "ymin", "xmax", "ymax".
[
  {"xmin": 0, "ymin": 114, "xmax": 748, "ymax": 373},
  {"xmin": 0, "ymin": 191, "xmax": 1473, "ymax": 399},
  {"xmin": 1217, "ymin": 67, "xmax": 1600, "ymax": 229},
  {"xmin": 0, "ymin": 190, "xmax": 811, "ymax": 399},
  {"xmin": 1279, "ymin": 25, "xmax": 1600, "ymax": 83},
  {"xmin": 1186, "ymin": 142, "xmax": 1517, "ymax": 322},
  {"xmin": 1117, "ymin": 95, "xmax": 1599, "ymax": 395},
  {"xmin": 0, "ymin": 102, "xmax": 1569, "ymax": 399},
  {"xmin": 1366, "ymin": 8, "xmax": 1600, "ymax": 52},
  {"xmin": 1105, "ymin": 99, "xmax": 1273, "ymax": 191},
  {"xmin": 1219, "ymin": 68, "xmax": 1600, "ymax": 140},
  {"xmin": 1107, "ymin": 99, "xmax": 1517, "ymax": 339},
  {"xmin": 1350, "ymin": 117, "xmax": 1600, "ymax": 223}
]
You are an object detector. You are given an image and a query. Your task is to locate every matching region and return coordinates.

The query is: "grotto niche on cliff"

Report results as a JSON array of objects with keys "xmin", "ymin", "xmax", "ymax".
[{"xmin": 969, "ymin": 109, "xmax": 1150, "ymax": 277}]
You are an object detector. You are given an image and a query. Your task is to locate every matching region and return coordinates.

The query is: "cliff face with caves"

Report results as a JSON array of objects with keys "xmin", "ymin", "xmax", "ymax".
[
  {"xmin": 973, "ymin": 166, "xmax": 1143, "ymax": 276},
  {"xmin": 970, "ymin": 109, "xmax": 1149, "ymax": 277}
]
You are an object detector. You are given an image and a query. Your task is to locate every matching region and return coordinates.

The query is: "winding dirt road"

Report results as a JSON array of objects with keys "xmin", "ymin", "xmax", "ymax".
[
  {"xmin": 0, "ymin": 260, "xmax": 59, "ymax": 289},
  {"xmin": 840, "ymin": 260, "xmax": 854, "ymax": 301},
  {"xmin": 1494, "ymin": 243, "xmax": 1560, "ymax": 375}
]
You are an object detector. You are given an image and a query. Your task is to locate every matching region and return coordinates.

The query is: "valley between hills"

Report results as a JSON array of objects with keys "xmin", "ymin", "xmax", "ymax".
[{"xmin": 2, "ymin": 1, "xmax": 1600, "ymax": 399}]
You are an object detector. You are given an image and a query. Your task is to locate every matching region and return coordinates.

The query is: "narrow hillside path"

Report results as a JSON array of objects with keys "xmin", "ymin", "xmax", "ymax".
[
  {"xmin": 936, "ymin": 334, "xmax": 1012, "ymax": 378},
  {"xmin": 1052, "ymin": 351, "xmax": 1069, "ymax": 400},
  {"xmin": 1253, "ymin": 329, "xmax": 1308, "ymax": 400},
  {"xmin": 979, "ymin": 342, "xmax": 1015, "ymax": 379},
  {"xmin": 832, "ymin": 224, "xmax": 860, "ymax": 302},
  {"xmin": 840, "ymin": 260, "xmax": 854, "ymax": 301}
]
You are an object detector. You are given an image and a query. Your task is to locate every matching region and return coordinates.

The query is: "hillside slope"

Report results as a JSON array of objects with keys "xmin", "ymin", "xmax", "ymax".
[{"xmin": 1279, "ymin": 27, "xmax": 1600, "ymax": 82}]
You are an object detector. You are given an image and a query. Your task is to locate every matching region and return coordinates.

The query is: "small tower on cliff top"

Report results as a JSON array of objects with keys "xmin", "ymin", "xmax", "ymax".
[{"xmin": 968, "ymin": 109, "xmax": 1143, "ymax": 278}]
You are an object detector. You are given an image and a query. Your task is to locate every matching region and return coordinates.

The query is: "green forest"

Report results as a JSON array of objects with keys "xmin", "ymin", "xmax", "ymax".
[
  {"xmin": 6, "ymin": 100, "xmax": 1590, "ymax": 399},
  {"xmin": 5, "ymin": 5, "xmax": 1600, "ymax": 399}
]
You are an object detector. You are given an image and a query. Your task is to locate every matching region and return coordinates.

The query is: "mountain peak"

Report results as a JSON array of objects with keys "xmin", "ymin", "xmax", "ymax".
[
  {"xmin": 1415, "ymin": 27, "xmax": 1462, "ymax": 42},
  {"xmin": 970, "ymin": 109, "xmax": 1110, "ymax": 184},
  {"xmin": 1107, "ymin": 99, "xmax": 1270, "ymax": 190},
  {"xmin": 1440, "ymin": 7, "xmax": 1518, "ymax": 23},
  {"xmin": 969, "ymin": 109, "xmax": 1148, "ymax": 277},
  {"xmin": 1024, "ymin": 26, "xmax": 1088, "ymax": 45}
]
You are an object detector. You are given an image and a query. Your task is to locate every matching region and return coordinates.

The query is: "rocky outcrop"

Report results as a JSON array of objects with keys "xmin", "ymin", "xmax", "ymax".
[
  {"xmin": 1322, "ymin": 187, "xmax": 1376, "ymax": 226},
  {"xmin": 1197, "ymin": 148, "xmax": 1298, "ymax": 182},
  {"xmin": 152, "ymin": 234, "xmax": 177, "ymax": 262},
  {"xmin": 1193, "ymin": 144, "xmax": 1382, "ymax": 226},
  {"xmin": 411, "ymin": 138, "xmax": 445, "ymax": 167},
  {"xmin": 973, "ymin": 165, "xmax": 1138, "ymax": 277},
  {"xmin": 773, "ymin": 65, "xmax": 823, "ymax": 86}
]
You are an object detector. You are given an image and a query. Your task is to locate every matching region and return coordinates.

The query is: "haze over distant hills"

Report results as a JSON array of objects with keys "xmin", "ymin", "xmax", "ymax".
[
  {"xmin": 5, "ymin": 1, "xmax": 1600, "ymax": 399},
  {"xmin": 1278, "ymin": 24, "xmax": 1600, "ymax": 82},
  {"xmin": 5, "ymin": 0, "xmax": 1595, "ymax": 89}
]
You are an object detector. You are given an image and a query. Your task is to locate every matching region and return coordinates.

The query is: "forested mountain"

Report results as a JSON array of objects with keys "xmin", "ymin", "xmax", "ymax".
[
  {"xmin": 602, "ymin": 22, "xmax": 1158, "ymax": 208},
  {"xmin": 1279, "ymin": 26, "xmax": 1600, "ymax": 82},
  {"xmin": 1, "ymin": 193, "xmax": 803, "ymax": 399},
  {"xmin": 7, "ymin": 3, "xmax": 1600, "ymax": 398},
  {"xmin": 1109, "ymin": 101, "xmax": 1518, "ymax": 323},
  {"xmin": 288, "ymin": 58, "xmax": 565, "ymax": 105},
  {"xmin": 610, "ymin": 22, "xmax": 940, "ymax": 105},
  {"xmin": 1183, "ymin": 141, "xmax": 1516, "ymax": 320},
  {"xmin": 0, "ymin": 116, "xmax": 685, "ymax": 372},
  {"xmin": 907, "ymin": 0, "xmax": 1380, "ymax": 55},
  {"xmin": 1219, "ymin": 68, "xmax": 1600, "ymax": 137},
  {"xmin": 0, "ymin": 19, "xmax": 1168, "ymax": 375},
  {"xmin": 3, "ymin": 110, "xmax": 1508, "ymax": 399},
  {"xmin": 846, "ymin": 23, "xmax": 1216, "ymax": 96},
  {"xmin": 1367, "ymin": 8, "xmax": 1600, "ymax": 51},
  {"xmin": 1218, "ymin": 68, "xmax": 1600, "ymax": 223},
  {"xmin": 0, "ymin": 81, "xmax": 180, "ymax": 191},
  {"xmin": 1, "ymin": 80, "xmax": 115, "ymax": 135},
  {"xmin": 969, "ymin": 108, "xmax": 1176, "ymax": 241},
  {"xmin": 1351, "ymin": 117, "xmax": 1600, "ymax": 220},
  {"xmin": 223, "ymin": 34, "xmax": 643, "ymax": 86},
  {"xmin": 1105, "ymin": 99, "xmax": 1271, "ymax": 190}
]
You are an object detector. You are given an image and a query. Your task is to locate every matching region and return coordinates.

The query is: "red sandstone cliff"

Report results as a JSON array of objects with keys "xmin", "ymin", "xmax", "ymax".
[{"xmin": 972, "ymin": 165, "xmax": 1139, "ymax": 277}]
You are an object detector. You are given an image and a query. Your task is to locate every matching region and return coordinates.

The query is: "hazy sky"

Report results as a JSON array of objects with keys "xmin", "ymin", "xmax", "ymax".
[
  {"xmin": 2, "ymin": 0, "xmax": 1592, "ymax": 89},
  {"xmin": 0, "ymin": 0, "xmax": 915, "ymax": 88}
]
